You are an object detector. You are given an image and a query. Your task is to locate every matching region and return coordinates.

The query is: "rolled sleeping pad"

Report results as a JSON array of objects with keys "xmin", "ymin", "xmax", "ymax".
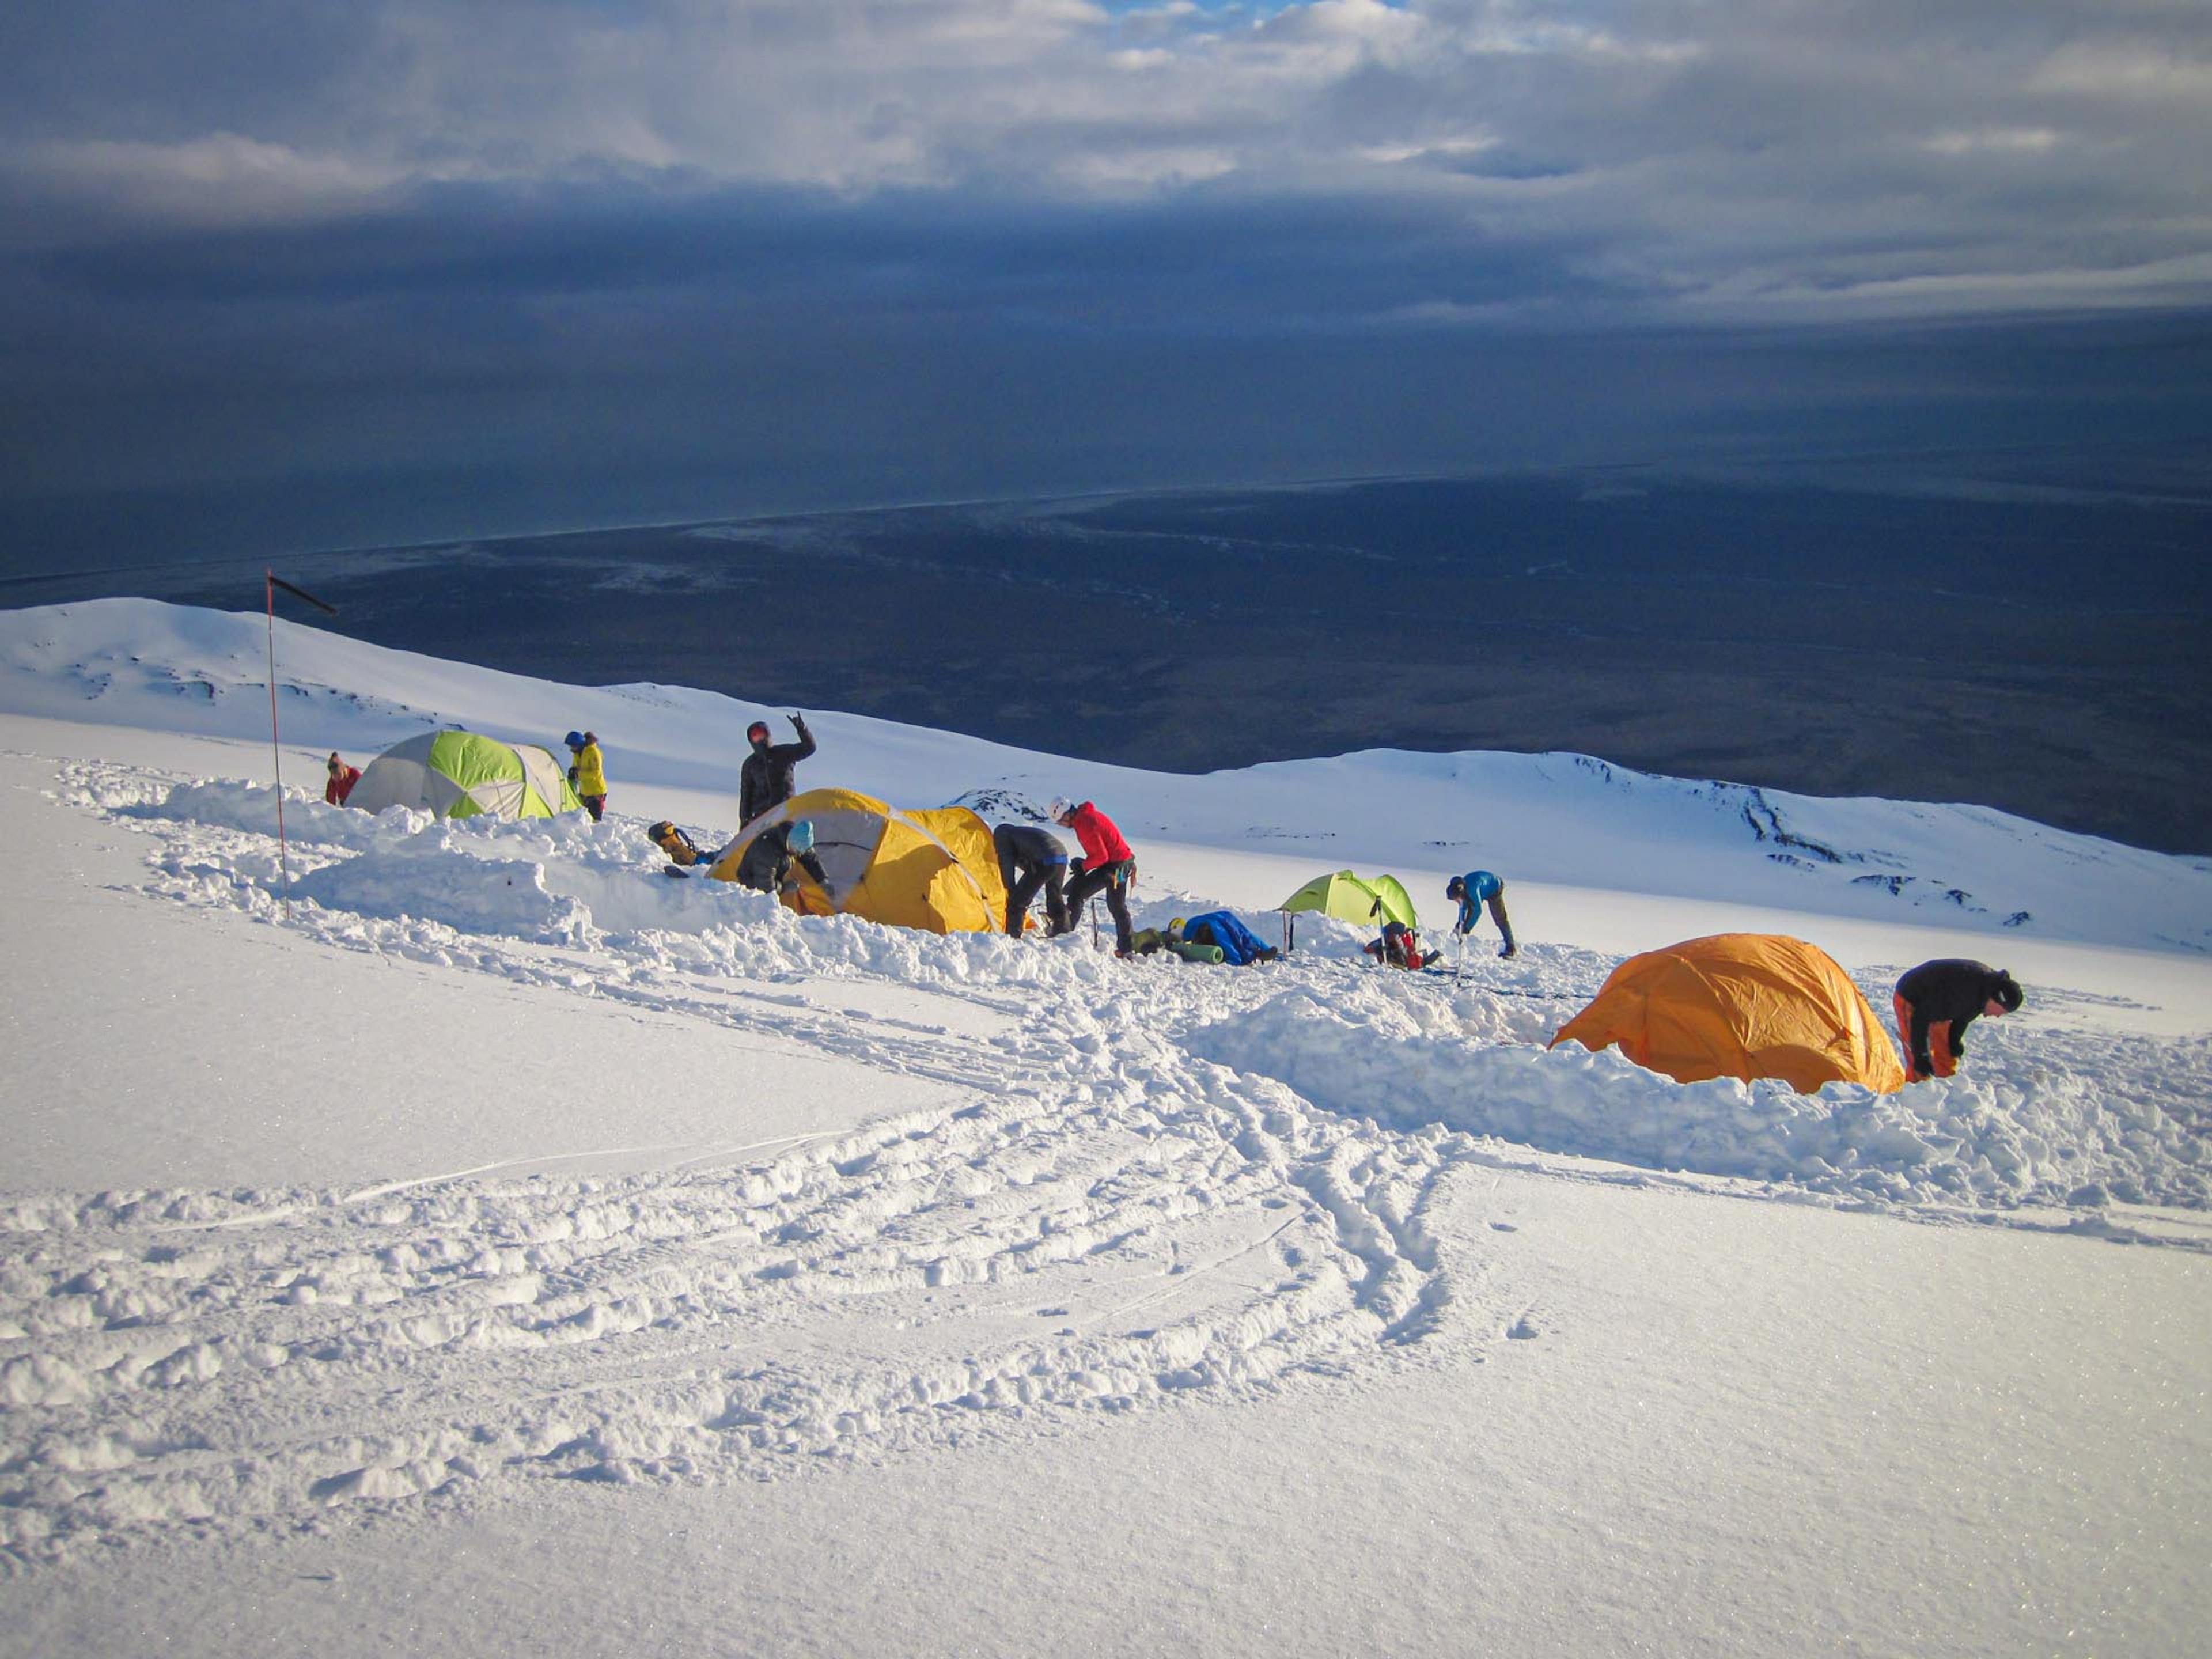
[{"xmin": 1169, "ymin": 939, "xmax": 1226, "ymax": 964}]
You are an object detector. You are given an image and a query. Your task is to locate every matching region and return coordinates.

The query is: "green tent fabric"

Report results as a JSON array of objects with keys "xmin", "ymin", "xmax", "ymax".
[
  {"xmin": 344, "ymin": 730, "xmax": 583, "ymax": 820},
  {"xmin": 1277, "ymin": 870, "xmax": 1419, "ymax": 930}
]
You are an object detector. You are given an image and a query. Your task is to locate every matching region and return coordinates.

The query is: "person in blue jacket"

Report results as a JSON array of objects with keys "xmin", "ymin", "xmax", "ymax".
[
  {"xmin": 1173, "ymin": 911, "xmax": 1279, "ymax": 965},
  {"xmin": 1446, "ymin": 870, "xmax": 1518, "ymax": 958}
]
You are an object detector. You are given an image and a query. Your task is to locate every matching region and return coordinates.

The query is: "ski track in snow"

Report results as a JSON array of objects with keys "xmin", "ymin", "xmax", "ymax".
[{"xmin": 2, "ymin": 760, "xmax": 2207, "ymax": 1568}]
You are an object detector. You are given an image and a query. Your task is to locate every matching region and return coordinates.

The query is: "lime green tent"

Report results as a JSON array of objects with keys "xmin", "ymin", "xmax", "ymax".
[
  {"xmin": 1275, "ymin": 869, "xmax": 1419, "ymax": 953},
  {"xmin": 344, "ymin": 729, "xmax": 583, "ymax": 820}
]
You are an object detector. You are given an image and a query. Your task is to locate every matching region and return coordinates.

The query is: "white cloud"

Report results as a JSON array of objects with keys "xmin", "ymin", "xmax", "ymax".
[
  {"xmin": 18, "ymin": 133, "xmax": 421, "ymax": 226},
  {"xmin": 1680, "ymin": 247, "xmax": 2212, "ymax": 322},
  {"xmin": 2029, "ymin": 38, "xmax": 2212, "ymax": 101},
  {"xmin": 1922, "ymin": 128, "xmax": 2066, "ymax": 157},
  {"xmin": 3, "ymin": 3, "xmax": 2209, "ymax": 324}
]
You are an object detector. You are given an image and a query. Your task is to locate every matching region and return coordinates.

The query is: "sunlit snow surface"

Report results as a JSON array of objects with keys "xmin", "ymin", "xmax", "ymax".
[{"xmin": 1, "ymin": 599, "xmax": 2208, "ymax": 1589}]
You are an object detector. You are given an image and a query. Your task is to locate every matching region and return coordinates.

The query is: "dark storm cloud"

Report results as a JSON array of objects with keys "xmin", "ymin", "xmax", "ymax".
[
  {"xmin": 2, "ymin": 2, "xmax": 2209, "ymax": 559},
  {"xmin": 28, "ymin": 180, "xmax": 1604, "ymax": 324}
]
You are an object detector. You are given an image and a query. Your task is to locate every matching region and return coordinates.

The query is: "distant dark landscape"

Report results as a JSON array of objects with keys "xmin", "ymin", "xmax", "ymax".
[{"xmin": 6, "ymin": 468, "xmax": 2210, "ymax": 855}]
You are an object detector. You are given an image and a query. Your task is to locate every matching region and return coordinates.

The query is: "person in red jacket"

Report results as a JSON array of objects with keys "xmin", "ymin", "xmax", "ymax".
[
  {"xmin": 1050, "ymin": 797, "xmax": 1136, "ymax": 956},
  {"xmin": 324, "ymin": 752, "xmax": 361, "ymax": 805}
]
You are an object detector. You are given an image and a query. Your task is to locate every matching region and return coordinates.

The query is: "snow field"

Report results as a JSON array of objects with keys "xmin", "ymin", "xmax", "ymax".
[{"xmin": 2, "ymin": 749, "xmax": 2206, "ymax": 1569}]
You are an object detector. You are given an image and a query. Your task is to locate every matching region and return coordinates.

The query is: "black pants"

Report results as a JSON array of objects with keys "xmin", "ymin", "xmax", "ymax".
[
  {"xmin": 1065, "ymin": 859, "xmax": 1135, "ymax": 952},
  {"xmin": 1006, "ymin": 862, "xmax": 1070, "ymax": 936}
]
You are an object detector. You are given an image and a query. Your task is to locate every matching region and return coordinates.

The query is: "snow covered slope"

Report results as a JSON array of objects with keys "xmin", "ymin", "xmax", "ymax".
[
  {"xmin": 6, "ymin": 597, "xmax": 2209, "ymax": 948},
  {"xmin": 2, "ymin": 598, "xmax": 2207, "ymax": 1657}
]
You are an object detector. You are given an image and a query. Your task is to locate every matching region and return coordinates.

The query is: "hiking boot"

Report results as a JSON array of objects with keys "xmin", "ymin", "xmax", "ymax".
[{"xmin": 1499, "ymin": 944, "xmax": 1518, "ymax": 959}]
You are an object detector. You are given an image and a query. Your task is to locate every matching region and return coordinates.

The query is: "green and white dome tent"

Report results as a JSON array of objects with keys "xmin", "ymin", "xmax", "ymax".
[
  {"xmin": 344, "ymin": 729, "xmax": 583, "ymax": 820},
  {"xmin": 1274, "ymin": 869, "xmax": 1420, "ymax": 955}
]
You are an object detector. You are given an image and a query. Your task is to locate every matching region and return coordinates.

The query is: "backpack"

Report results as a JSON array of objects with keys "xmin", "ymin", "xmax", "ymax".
[{"xmin": 650, "ymin": 821, "xmax": 704, "ymax": 867}]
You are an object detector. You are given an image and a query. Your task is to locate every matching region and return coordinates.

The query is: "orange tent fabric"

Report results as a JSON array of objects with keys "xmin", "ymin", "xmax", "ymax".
[{"xmin": 1550, "ymin": 933, "xmax": 1906, "ymax": 1095}]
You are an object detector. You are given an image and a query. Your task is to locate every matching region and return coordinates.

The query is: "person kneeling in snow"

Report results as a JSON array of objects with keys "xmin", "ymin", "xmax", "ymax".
[
  {"xmin": 1446, "ymin": 870, "xmax": 1517, "ymax": 959},
  {"xmin": 1175, "ymin": 911, "xmax": 1279, "ymax": 965},
  {"xmin": 1893, "ymin": 959, "xmax": 2023, "ymax": 1082},
  {"xmin": 1364, "ymin": 920, "xmax": 1434, "ymax": 971},
  {"xmin": 324, "ymin": 752, "xmax": 361, "ymax": 806},
  {"xmin": 734, "ymin": 817, "xmax": 829, "ymax": 899}
]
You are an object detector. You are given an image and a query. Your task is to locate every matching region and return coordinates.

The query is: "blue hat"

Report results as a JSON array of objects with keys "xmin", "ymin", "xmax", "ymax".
[
  {"xmin": 786, "ymin": 820, "xmax": 816, "ymax": 853},
  {"xmin": 565, "ymin": 730, "xmax": 585, "ymax": 749}
]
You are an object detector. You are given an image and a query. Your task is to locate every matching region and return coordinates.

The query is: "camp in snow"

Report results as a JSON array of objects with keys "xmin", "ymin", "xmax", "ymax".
[{"xmin": 1, "ymin": 598, "xmax": 2207, "ymax": 1658}]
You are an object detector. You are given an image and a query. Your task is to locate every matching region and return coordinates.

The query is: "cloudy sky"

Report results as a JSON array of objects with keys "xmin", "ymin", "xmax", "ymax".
[{"xmin": 3, "ymin": 1, "xmax": 2208, "ymax": 560}]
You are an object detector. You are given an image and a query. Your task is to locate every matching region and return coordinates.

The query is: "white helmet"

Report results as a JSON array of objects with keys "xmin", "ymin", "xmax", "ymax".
[{"xmin": 1046, "ymin": 797, "xmax": 1073, "ymax": 823}]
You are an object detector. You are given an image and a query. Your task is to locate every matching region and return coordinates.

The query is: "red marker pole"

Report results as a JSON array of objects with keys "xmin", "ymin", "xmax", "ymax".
[{"xmin": 264, "ymin": 571, "xmax": 339, "ymax": 919}]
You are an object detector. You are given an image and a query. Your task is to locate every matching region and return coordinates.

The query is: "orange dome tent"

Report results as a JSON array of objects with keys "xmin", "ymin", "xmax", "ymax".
[{"xmin": 1550, "ymin": 933, "xmax": 1906, "ymax": 1095}]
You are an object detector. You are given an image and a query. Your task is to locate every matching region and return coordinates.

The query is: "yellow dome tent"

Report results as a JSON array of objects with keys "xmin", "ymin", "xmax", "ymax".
[
  {"xmin": 706, "ymin": 786, "xmax": 1007, "ymax": 935},
  {"xmin": 1550, "ymin": 933, "xmax": 1906, "ymax": 1095}
]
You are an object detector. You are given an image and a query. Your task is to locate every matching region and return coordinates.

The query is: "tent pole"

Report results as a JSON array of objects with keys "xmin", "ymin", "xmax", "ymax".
[{"xmin": 264, "ymin": 575, "xmax": 293, "ymax": 919}]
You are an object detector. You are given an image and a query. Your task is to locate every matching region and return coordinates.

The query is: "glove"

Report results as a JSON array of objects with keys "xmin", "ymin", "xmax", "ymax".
[{"xmin": 1068, "ymin": 858, "xmax": 1086, "ymax": 879}]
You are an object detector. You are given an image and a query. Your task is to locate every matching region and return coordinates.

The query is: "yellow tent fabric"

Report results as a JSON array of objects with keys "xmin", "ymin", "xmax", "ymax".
[
  {"xmin": 1549, "ymin": 933, "xmax": 1906, "ymax": 1095},
  {"xmin": 706, "ymin": 787, "xmax": 1007, "ymax": 935}
]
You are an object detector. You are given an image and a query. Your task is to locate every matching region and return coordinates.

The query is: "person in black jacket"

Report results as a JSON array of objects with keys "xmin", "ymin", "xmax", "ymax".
[
  {"xmin": 993, "ymin": 822, "xmax": 1071, "ymax": 937},
  {"xmin": 734, "ymin": 818, "xmax": 829, "ymax": 897},
  {"xmin": 740, "ymin": 713, "xmax": 815, "ymax": 825},
  {"xmin": 1893, "ymin": 959, "xmax": 2024, "ymax": 1081}
]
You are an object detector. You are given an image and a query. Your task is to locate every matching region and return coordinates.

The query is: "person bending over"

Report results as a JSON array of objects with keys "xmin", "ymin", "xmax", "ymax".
[
  {"xmin": 735, "ymin": 817, "xmax": 829, "ymax": 899},
  {"xmin": 1051, "ymin": 798, "xmax": 1136, "ymax": 956},
  {"xmin": 1446, "ymin": 870, "xmax": 1517, "ymax": 959},
  {"xmin": 994, "ymin": 821, "xmax": 1071, "ymax": 937},
  {"xmin": 1893, "ymin": 959, "xmax": 2023, "ymax": 1082}
]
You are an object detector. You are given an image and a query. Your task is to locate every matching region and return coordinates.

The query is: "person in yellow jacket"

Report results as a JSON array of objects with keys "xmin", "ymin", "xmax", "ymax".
[{"xmin": 565, "ymin": 730, "xmax": 608, "ymax": 821}]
